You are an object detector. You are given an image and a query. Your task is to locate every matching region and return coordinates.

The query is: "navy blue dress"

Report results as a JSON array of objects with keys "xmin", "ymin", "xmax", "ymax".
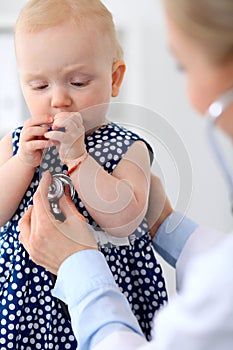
[{"xmin": 0, "ymin": 122, "xmax": 167, "ymax": 349}]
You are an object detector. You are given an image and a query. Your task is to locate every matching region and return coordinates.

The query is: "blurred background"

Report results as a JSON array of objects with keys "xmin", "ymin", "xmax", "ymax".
[{"xmin": 1, "ymin": 0, "xmax": 232, "ymax": 296}]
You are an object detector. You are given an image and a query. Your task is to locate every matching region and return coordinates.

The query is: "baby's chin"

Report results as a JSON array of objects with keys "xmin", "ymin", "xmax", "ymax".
[{"xmin": 81, "ymin": 106, "xmax": 109, "ymax": 134}]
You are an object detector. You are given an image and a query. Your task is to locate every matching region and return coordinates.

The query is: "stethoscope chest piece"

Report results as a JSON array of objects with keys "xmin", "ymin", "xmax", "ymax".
[{"xmin": 48, "ymin": 173, "xmax": 75, "ymax": 218}]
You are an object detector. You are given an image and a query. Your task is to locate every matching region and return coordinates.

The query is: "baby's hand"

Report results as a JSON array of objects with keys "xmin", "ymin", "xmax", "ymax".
[
  {"xmin": 18, "ymin": 115, "xmax": 54, "ymax": 167},
  {"xmin": 44, "ymin": 112, "xmax": 86, "ymax": 164}
]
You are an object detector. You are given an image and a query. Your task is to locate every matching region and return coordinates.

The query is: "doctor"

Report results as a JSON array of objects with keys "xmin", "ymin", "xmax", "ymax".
[{"xmin": 19, "ymin": 0, "xmax": 233, "ymax": 349}]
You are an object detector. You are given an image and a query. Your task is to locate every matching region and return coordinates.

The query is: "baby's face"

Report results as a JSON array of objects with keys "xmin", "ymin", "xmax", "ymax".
[{"xmin": 15, "ymin": 19, "xmax": 116, "ymax": 131}]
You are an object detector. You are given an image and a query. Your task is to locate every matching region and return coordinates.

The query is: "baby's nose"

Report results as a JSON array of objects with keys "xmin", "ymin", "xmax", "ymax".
[{"xmin": 51, "ymin": 87, "xmax": 72, "ymax": 109}]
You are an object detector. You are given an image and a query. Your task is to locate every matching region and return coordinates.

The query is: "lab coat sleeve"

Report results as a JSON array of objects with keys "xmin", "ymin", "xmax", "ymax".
[
  {"xmin": 152, "ymin": 212, "xmax": 225, "ymax": 289},
  {"xmin": 152, "ymin": 234, "xmax": 233, "ymax": 350},
  {"xmin": 176, "ymin": 224, "xmax": 225, "ymax": 290},
  {"xmin": 96, "ymin": 234, "xmax": 233, "ymax": 350}
]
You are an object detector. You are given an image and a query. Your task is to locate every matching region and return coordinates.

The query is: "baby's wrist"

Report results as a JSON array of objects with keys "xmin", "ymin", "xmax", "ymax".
[
  {"xmin": 66, "ymin": 152, "xmax": 88, "ymax": 175},
  {"xmin": 16, "ymin": 153, "xmax": 36, "ymax": 170}
]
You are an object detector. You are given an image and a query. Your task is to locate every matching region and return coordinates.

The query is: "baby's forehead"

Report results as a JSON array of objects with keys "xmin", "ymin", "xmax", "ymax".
[
  {"xmin": 16, "ymin": 18, "xmax": 114, "ymax": 51},
  {"xmin": 15, "ymin": 12, "xmax": 108, "ymax": 35},
  {"xmin": 15, "ymin": 20, "xmax": 116, "ymax": 68},
  {"xmin": 15, "ymin": 17, "xmax": 111, "ymax": 48},
  {"xmin": 15, "ymin": 19, "xmax": 111, "ymax": 45}
]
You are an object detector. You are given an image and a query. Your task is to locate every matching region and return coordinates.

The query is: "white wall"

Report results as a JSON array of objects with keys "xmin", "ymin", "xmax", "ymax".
[{"xmin": 1, "ymin": 0, "xmax": 232, "ymax": 297}]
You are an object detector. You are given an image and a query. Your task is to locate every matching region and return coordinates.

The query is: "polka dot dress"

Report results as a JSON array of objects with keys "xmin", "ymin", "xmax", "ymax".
[
  {"xmin": 0, "ymin": 122, "xmax": 167, "ymax": 348},
  {"xmin": 0, "ymin": 130, "xmax": 77, "ymax": 349}
]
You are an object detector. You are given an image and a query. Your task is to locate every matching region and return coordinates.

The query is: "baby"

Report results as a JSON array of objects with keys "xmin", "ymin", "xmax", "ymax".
[{"xmin": 0, "ymin": 0, "xmax": 167, "ymax": 349}]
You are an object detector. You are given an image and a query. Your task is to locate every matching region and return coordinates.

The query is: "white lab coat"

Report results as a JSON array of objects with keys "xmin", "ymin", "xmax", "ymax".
[{"xmin": 94, "ymin": 227, "xmax": 233, "ymax": 350}]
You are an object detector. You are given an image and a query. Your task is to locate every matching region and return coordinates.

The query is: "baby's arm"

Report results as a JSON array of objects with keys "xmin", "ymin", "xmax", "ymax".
[
  {"xmin": 0, "ymin": 115, "xmax": 53, "ymax": 226},
  {"xmin": 46, "ymin": 113, "xmax": 150, "ymax": 237},
  {"xmin": 71, "ymin": 141, "xmax": 150, "ymax": 237}
]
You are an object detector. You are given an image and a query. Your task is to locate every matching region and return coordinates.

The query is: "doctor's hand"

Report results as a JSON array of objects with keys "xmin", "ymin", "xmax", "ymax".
[
  {"xmin": 19, "ymin": 171, "xmax": 97, "ymax": 275},
  {"xmin": 146, "ymin": 173, "xmax": 173, "ymax": 238}
]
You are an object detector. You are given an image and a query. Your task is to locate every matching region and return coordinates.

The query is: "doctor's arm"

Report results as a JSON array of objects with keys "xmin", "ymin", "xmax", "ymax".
[{"xmin": 20, "ymin": 174, "xmax": 229, "ymax": 350}]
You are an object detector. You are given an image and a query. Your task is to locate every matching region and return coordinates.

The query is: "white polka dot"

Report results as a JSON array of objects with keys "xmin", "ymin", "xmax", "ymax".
[
  {"xmin": 11, "ymin": 283, "xmax": 17, "ymax": 290},
  {"xmin": 17, "ymin": 272, "xmax": 23, "ymax": 279},
  {"xmin": 7, "ymin": 294, "xmax": 13, "ymax": 301},
  {"xmin": 3, "ymin": 242, "xmax": 9, "ymax": 249},
  {"xmin": 1, "ymin": 327, "xmax": 7, "ymax": 335},
  {"xmin": 158, "ymin": 281, "xmax": 164, "ymax": 288}
]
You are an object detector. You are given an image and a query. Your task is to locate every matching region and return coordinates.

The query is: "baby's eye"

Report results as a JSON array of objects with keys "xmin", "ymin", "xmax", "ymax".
[
  {"xmin": 71, "ymin": 81, "xmax": 89, "ymax": 87},
  {"xmin": 29, "ymin": 81, "xmax": 48, "ymax": 90},
  {"xmin": 35, "ymin": 84, "xmax": 48, "ymax": 90}
]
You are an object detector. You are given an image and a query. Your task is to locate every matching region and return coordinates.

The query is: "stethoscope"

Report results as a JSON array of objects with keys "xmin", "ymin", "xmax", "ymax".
[
  {"xmin": 206, "ymin": 87, "xmax": 233, "ymax": 213},
  {"xmin": 40, "ymin": 126, "xmax": 76, "ymax": 221}
]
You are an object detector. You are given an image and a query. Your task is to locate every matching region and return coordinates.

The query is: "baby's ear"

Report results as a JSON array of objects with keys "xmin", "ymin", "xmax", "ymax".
[{"xmin": 111, "ymin": 60, "xmax": 126, "ymax": 97}]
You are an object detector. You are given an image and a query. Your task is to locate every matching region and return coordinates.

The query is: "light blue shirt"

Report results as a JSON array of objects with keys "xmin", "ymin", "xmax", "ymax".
[
  {"xmin": 153, "ymin": 211, "xmax": 198, "ymax": 267},
  {"xmin": 52, "ymin": 212, "xmax": 198, "ymax": 349}
]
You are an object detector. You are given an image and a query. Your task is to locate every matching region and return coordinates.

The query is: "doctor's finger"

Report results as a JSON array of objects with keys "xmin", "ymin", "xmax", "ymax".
[
  {"xmin": 59, "ymin": 193, "xmax": 86, "ymax": 222},
  {"xmin": 33, "ymin": 171, "xmax": 54, "ymax": 220}
]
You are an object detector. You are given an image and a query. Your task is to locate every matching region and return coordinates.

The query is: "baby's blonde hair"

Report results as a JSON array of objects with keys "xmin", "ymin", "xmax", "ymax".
[
  {"xmin": 15, "ymin": 0, "xmax": 123, "ymax": 61},
  {"xmin": 163, "ymin": 0, "xmax": 233, "ymax": 64}
]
